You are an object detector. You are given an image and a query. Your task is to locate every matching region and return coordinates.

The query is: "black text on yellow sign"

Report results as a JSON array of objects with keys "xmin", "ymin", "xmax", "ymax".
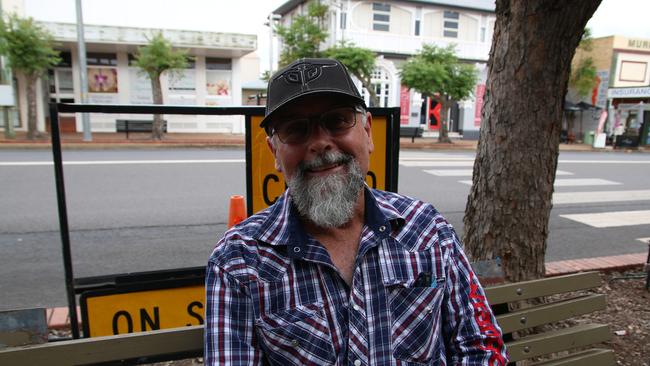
[
  {"xmin": 82, "ymin": 285, "xmax": 205, "ymax": 337},
  {"xmin": 249, "ymin": 115, "xmax": 389, "ymax": 214}
]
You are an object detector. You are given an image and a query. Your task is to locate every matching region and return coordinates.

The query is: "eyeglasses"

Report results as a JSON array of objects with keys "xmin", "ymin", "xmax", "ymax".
[{"xmin": 270, "ymin": 106, "xmax": 365, "ymax": 144}]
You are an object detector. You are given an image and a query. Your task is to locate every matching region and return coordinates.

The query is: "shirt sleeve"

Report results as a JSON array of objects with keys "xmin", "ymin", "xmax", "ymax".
[
  {"xmin": 441, "ymin": 231, "xmax": 509, "ymax": 365},
  {"xmin": 205, "ymin": 258, "xmax": 264, "ymax": 365}
]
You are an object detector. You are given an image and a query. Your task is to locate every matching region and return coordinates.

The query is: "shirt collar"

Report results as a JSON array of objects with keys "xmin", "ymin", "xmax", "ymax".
[{"xmin": 254, "ymin": 187, "xmax": 405, "ymax": 256}]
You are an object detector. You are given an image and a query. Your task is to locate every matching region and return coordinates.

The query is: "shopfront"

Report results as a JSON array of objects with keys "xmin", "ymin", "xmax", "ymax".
[{"xmin": 608, "ymin": 87, "xmax": 650, "ymax": 148}]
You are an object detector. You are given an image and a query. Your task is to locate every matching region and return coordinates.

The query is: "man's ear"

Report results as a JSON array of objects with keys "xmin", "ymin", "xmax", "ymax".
[
  {"xmin": 266, "ymin": 136, "xmax": 283, "ymax": 172},
  {"xmin": 364, "ymin": 112, "xmax": 374, "ymax": 154}
]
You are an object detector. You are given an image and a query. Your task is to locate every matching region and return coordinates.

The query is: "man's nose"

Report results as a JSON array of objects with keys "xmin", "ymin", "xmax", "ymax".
[{"xmin": 306, "ymin": 122, "xmax": 333, "ymax": 152}]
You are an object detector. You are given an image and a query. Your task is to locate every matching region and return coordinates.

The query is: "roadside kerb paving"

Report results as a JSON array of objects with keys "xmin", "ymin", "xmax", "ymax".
[{"xmin": 3, "ymin": 131, "xmax": 650, "ymax": 152}]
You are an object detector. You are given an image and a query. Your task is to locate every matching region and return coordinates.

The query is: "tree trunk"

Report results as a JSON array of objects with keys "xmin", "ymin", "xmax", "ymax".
[
  {"xmin": 462, "ymin": 0, "xmax": 601, "ymax": 282},
  {"xmin": 151, "ymin": 74, "xmax": 165, "ymax": 140},
  {"xmin": 438, "ymin": 95, "xmax": 452, "ymax": 143},
  {"xmin": 25, "ymin": 74, "xmax": 40, "ymax": 140}
]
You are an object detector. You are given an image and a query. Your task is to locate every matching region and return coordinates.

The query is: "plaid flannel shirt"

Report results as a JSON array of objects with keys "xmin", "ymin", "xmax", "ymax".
[{"xmin": 205, "ymin": 188, "xmax": 507, "ymax": 365}]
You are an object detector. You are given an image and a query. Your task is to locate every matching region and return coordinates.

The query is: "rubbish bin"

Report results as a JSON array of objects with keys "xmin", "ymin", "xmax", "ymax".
[{"xmin": 584, "ymin": 131, "xmax": 594, "ymax": 145}]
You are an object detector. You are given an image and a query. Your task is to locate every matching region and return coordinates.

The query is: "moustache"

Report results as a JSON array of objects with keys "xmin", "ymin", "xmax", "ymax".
[{"xmin": 299, "ymin": 151, "xmax": 353, "ymax": 173}]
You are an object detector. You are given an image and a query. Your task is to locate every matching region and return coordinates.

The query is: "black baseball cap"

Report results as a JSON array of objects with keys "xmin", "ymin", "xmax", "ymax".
[{"xmin": 260, "ymin": 58, "xmax": 366, "ymax": 133}]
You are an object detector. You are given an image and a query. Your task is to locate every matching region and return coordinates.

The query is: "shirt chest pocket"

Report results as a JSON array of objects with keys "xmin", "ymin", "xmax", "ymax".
[
  {"xmin": 388, "ymin": 285, "xmax": 444, "ymax": 364},
  {"xmin": 256, "ymin": 303, "xmax": 336, "ymax": 366}
]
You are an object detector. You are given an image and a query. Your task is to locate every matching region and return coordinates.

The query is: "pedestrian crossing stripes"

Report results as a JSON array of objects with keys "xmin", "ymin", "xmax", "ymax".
[
  {"xmin": 458, "ymin": 178, "xmax": 621, "ymax": 187},
  {"xmin": 423, "ymin": 169, "xmax": 574, "ymax": 177},
  {"xmin": 402, "ymin": 156, "xmax": 650, "ymax": 243},
  {"xmin": 560, "ymin": 210, "xmax": 650, "ymax": 228},
  {"xmin": 552, "ymin": 190, "xmax": 650, "ymax": 205},
  {"xmin": 401, "ymin": 161, "xmax": 475, "ymax": 167}
]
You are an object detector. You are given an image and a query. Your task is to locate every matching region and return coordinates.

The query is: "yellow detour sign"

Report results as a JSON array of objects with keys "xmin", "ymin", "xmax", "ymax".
[
  {"xmin": 247, "ymin": 108, "xmax": 398, "ymax": 215},
  {"xmin": 80, "ymin": 285, "xmax": 205, "ymax": 337}
]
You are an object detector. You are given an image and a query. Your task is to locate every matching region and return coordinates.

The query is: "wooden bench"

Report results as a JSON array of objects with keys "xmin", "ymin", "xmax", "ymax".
[
  {"xmin": 485, "ymin": 271, "xmax": 614, "ymax": 365},
  {"xmin": 0, "ymin": 272, "xmax": 615, "ymax": 365},
  {"xmin": 400, "ymin": 125, "xmax": 424, "ymax": 142},
  {"xmin": 115, "ymin": 119, "xmax": 167, "ymax": 139}
]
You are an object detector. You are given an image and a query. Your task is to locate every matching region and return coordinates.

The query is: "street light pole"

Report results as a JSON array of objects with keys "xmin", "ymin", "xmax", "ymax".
[
  {"xmin": 75, "ymin": 0, "xmax": 92, "ymax": 141},
  {"xmin": 0, "ymin": 2, "xmax": 15, "ymax": 139},
  {"xmin": 266, "ymin": 13, "xmax": 281, "ymax": 74}
]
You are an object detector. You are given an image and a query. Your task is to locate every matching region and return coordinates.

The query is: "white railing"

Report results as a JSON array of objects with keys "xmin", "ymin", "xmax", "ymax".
[{"xmin": 342, "ymin": 30, "xmax": 490, "ymax": 61}]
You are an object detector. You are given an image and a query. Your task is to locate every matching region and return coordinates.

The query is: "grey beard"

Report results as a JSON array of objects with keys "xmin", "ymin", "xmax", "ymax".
[{"xmin": 287, "ymin": 151, "xmax": 366, "ymax": 229}]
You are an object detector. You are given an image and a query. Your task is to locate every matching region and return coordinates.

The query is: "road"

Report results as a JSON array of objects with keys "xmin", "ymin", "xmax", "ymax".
[{"xmin": 1, "ymin": 148, "xmax": 649, "ymax": 310}]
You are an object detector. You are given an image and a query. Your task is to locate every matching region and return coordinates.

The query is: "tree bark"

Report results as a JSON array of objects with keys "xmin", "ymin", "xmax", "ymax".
[
  {"xmin": 437, "ymin": 95, "xmax": 452, "ymax": 143},
  {"xmin": 151, "ymin": 74, "xmax": 165, "ymax": 140},
  {"xmin": 25, "ymin": 74, "xmax": 40, "ymax": 140},
  {"xmin": 462, "ymin": 0, "xmax": 601, "ymax": 282}
]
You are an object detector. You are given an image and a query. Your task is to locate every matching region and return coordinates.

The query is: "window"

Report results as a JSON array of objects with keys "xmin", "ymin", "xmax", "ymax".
[
  {"xmin": 340, "ymin": 11, "xmax": 347, "ymax": 29},
  {"xmin": 372, "ymin": 2, "xmax": 390, "ymax": 32},
  {"xmin": 415, "ymin": 7, "xmax": 421, "ymax": 36},
  {"xmin": 206, "ymin": 57, "xmax": 232, "ymax": 70},
  {"xmin": 87, "ymin": 53, "xmax": 117, "ymax": 66},
  {"xmin": 443, "ymin": 10, "xmax": 459, "ymax": 38},
  {"xmin": 481, "ymin": 26, "xmax": 486, "ymax": 42},
  {"xmin": 206, "ymin": 57, "xmax": 233, "ymax": 104},
  {"xmin": 363, "ymin": 67, "xmax": 390, "ymax": 107}
]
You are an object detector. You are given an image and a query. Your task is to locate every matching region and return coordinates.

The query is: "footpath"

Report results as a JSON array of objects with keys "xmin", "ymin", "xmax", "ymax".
[
  {"xmin": 3, "ymin": 130, "xmax": 649, "ymax": 152},
  {"xmin": 2, "ymin": 131, "xmax": 648, "ymax": 329}
]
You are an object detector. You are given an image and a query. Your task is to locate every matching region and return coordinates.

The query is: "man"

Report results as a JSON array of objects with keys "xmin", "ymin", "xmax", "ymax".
[{"xmin": 206, "ymin": 58, "xmax": 507, "ymax": 365}]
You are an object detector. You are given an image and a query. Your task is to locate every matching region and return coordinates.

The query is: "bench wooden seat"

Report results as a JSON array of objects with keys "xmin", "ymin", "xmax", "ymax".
[
  {"xmin": 484, "ymin": 271, "xmax": 615, "ymax": 365},
  {"xmin": 0, "ymin": 272, "xmax": 615, "ymax": 365}
]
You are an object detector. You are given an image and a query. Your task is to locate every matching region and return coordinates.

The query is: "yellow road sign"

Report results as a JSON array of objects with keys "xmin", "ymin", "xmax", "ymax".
[
  {"xmin": 247, "ymin": 110, "xmax": 396, "ymax": 214},
  {"xmin": 81, "ymin": 285, "xmax": 205, "ymax": 337}
]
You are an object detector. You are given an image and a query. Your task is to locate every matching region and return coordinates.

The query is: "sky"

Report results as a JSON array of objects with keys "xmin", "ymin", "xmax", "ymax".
[{"xmin": 21, "ymin": 0, "xmax": 650, "ymax": 74}]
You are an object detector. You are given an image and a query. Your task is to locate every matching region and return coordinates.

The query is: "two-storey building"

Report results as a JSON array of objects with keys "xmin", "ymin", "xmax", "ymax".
[
  {"xmin": 1, "ymin": 20, "xmax": 260, "ymax": 135},
  {"xmin": 272, "ymin": 0, "xmax": 495, "ymax": 139},
  {"xmin": 571, "ymin": 35, "xmax": 650, "ymax": 147}
]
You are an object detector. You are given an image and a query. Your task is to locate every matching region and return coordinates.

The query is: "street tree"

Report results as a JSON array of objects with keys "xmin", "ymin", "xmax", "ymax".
[
  {"xmin": 400, "ymin": 44, "xmax": 476, "ymax": 143},
  {"xmin": 325, "ymin": 40, "xmax": 379, "ymax": 106},
  {"xmin": 0, "ymin": 14, "xmax": 59, "ymax": 139},
  {"xmin": 275, "ymin": 0, "xmax": 328, "ymax": 67},
  {"xmin": 570, "ymin": 29, "xmax": 599, "ymax": 99},
  {"xmin": 133, "ymin": 32, "xmax": 188, "ymax": 140},
  {"xmin": 274, "ymin": 1, "xmax": 378, "ymax": 105},
  {"xmin": 463, "ymin": 0, "xmax": 601, "ymax": 282}
]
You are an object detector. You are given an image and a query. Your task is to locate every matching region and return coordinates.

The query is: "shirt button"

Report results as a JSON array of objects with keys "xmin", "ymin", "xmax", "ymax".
[
  {"xmin": 291, "ymin": 339, "xmax": 300, "ymax": 347},
  {"xmin": 353, "ymin": 304, "xmax": 361, "ymax": 312},
  {"xmin": 378, "ymin": 225, "xmax": 386, "ymax": 232},
  {"xmin": 293, "ymin": 247, "xmax": 301, "ymax": 253},
  {"xmin": 425, "ymin": 306, "xmax": 433, "ymax": 313},
  {"xmin": 354, "ymin": 360, "xmax": 362, "ymax": 366}
]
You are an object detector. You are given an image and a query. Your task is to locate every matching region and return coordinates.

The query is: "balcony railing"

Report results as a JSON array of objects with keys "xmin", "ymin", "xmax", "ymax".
[{"xmin": 341, "ymin": 30, "xmax": 491, "ymax": 61}]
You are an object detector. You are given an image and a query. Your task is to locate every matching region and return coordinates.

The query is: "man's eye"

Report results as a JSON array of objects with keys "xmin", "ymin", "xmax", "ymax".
[
  {"xmin": 323, "ymin": 114, "xmax": 348, "ymax": 128},
  {"xmin": 279, "ymin": 120, "xmax": 309, "ymax": 137}
]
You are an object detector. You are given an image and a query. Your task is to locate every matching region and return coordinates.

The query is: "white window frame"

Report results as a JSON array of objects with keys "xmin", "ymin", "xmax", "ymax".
[
  {"xmin": 372, "ymin": 2, "xmax": 390, "ymax": 32},
  {"xmin": 443, "ymin": 10, "xmax": 459, "ymax": 38}
]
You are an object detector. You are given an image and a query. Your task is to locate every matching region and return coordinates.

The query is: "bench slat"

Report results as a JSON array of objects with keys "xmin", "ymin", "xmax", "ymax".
[
  {"xmin": 485, "ymin": 272, "xmax": 601, "ymax": 304},
  {"xmin": 0, "ymin": 325, "xmax": 202, "ymax": 365},
  {"xmin": 497, "ymin": 294, "xmax": 606, "ymax": 333},
  {"xmin": 506, "ymin": 323, "xmax": 611, "ymax": 362},
  {"xmin": 531, "ymin": 348, "xmax": 616, "ymax": 366}
]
